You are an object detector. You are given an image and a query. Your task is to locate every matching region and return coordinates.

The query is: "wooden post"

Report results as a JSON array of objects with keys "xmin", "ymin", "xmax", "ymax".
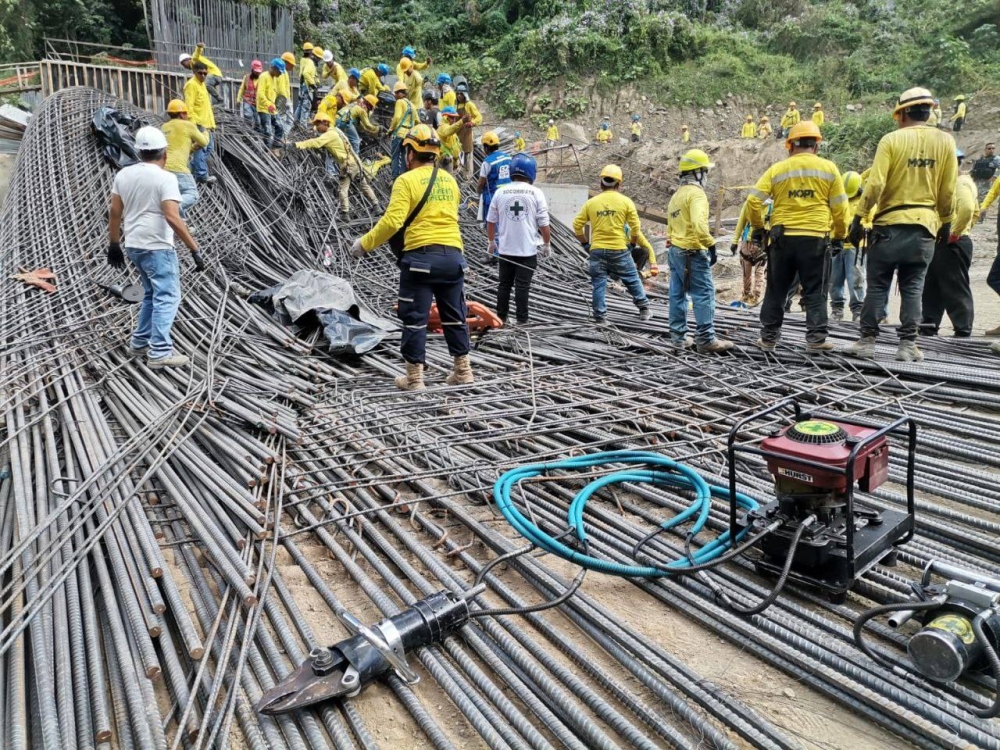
[{"xmin": 714, "ymin": 186, "xmax": 725, "ymax": 235}]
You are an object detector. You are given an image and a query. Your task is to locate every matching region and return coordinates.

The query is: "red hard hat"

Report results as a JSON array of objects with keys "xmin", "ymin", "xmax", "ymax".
[{"xmin": 251, "ymin": 60, "xmax": 263, "ymax": 73}]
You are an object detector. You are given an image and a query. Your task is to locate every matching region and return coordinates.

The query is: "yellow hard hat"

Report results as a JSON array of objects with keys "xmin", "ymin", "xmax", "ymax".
[
  {"xmin": 813, "ymin": 102, "xmax": 822, "ymax": 109},
  {"xmin": 393, "ymin": 81, "xmax": 408, "ymax": 94},
  {"xmin": 311, "ymin": 113, "xmax": 332, "ymax": 124},
  {"xmin": 681, "ymin": 124, "xmax": 689, "ymax": 130},
  {"xmin": 600, "ymin": 164, "xmax": 624, "ymax": 184},
  {"xmin": 402, "ymin": 123, "xmax": 441, "ymax": 154},
  {"xmin": 785, "ymin": 120, "xmax": 823, "ymax": 149},
  {"xmin": 679, "ymin": 149, "xmax": 714, "ymax": 173},
  {"xmin": 363, "ymin": 94, "xmax": 378, "ymax": 108},
  {"xmin": 400, "ymin": 58, "xmax": 413, "ymax": 73},
  {"xmin": 481, "ymin": 131, "xmax": 500, "ymax": 146},
  {"xmin": 789, "ymin": 101, "xmax": 797, "ymax": 107},
  {"xmin": 281, "ymin": 52, "xmax": 296, "ymax": 66},
  {"xmin": 955, "ymin": 94, "xmax": 966, "ymax": 101},
  {"xmin": 166, "ymin": 99, "xmax": 188, "ymax": 114},
  {"xmin": 760, "ymin": 116, "xmax": 769, "ymax": 122},
  {"xmin": 893, "ymin": 87, "xmax": 935, "ymax": 115},
  {"xmin": 746, "ymin": 114, "xmax": 753, "ymax": 121},
  {"xmin": 313, "ymin": 47, "xmax": 325, "ymax": 57},
  {"xmin": 842, "ymin": 170, "xmax": 862, "ymax": 197},
  {"xmin": 302, "ymin": 42, "xmax": 314, "ymax": 52}
]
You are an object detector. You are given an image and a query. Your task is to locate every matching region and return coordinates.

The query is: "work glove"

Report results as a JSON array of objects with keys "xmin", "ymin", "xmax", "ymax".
[
  {"xmin": 848, "ymin": 217, "xmax": 865, "ymax": 249},
  {"xmin": 649, "ymin": 264, "xmax": 659, "ymax": 277},
  {"xmin": 190, "ymin": 251, "xmax": 206, "ymax": 272},
  {"xmin": 580, "ymin": 241, "xmax": 591, "ymax": 252},
  {"xmin": 829, "ymin": 239, "xmax": 844, "ymax": 257},
  {"xmin": 751, "ymin": 228, "xmax": 766, "ymax": 246},
  {"xmin": 350, "ymin": 238, "xmax": 366, "ymax": 259},
  {"xmin": 949, "ymin": 234, "xmax": 961, "ymax": 245},
  {"xmin": 107, "ymin": 242, "xmax": 125, "ymax": 270},
  {"xmin": 538, "ymin": 242, "xmax": 551, "ymax": 260},
  {"xmin": 729, "ymin": 242, "xmax": 738, "ymax": 256},
  {"xmin": 708, "ymin": 247, "xmax": 718, "ymax": 267},
  {"xmin": 488, "ymin": 239, "xmax": 498, "ymax": 255},
  {"xmin": 268, "ymin": 105, "xmax": 276, "ymax": 114},
  {"xmin": 936, "ymin": 222, "xmax": 952, "ymax": 246}
]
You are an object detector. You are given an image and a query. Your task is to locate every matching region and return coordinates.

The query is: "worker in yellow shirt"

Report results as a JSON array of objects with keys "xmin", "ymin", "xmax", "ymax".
[
  {"xmin": 811, "ymin": 103, "xmax": 824, "ymax": 128},
  {"xmin": 349, "ymin": 124, "xmax": 471, "ymax": 391},
  {"xmin": 828, "ymin": 171, "xmax": 866, "ymax": 322},
  {"xmin": 572, "ymin": 164, "xmax": 651, "ymax": 323},
  {"xmin": 757, "ymin": 116, "xmax": 772, "ymax": 139},
  {"xmin": 183, "ymin": 62, "xmax": 216, "ymax": 183},
  {"xmin": 681, "ymin": 125, "xmax": 690, "ymax": 143},
  {"xmin": 317, "ymin": 88, "xmax": 355, "ymax": 123},
  {"xmin": 747, "ymin": 120, "xmax": 848, "ymax": 352},
  {"xmin": 388, "ymin": 81, "xmax": 417, "ymax": 178},
  {"xmin": 397, "ymin": 45, "xmax": 431, "ymax": 80},
  {"xmin": 665, "ymin": 150, "xmax": 733, "ymax": 352},
  {"xmin": 631, "ymin": 115, "xmax": 642, "ymax": 142},
  {"xmin": 846, "ymin": 87, "xmax": 957, "ymax": 361},
  {"xmin": 513, "ymin": 131, "xmax": 526, "ymax": 152},
  {"xmin": 436, "ymin": 73, "xmax": 456, "ymax": 107},
  {"xmin": 920, "ymin": 148, "xmax": 977, "ymax": 337},
  {"xmin": 627, "ymin": 225, "xmax": 658, "ymax": 278},
  {"xmin": 950, "ymin": 94, "xmax": 967, "ymax": 132},
  {"xmin": 437, "ymin": 107, "xmax": 464, "ymax": 172},
  {"xmin": 295, "ymin": 113, "xmax": 377, "ymax": 212},
  {"xmin": 180, "ymin": 43, "xmax": 223, "ymax": 103},
  {"xmin": 278, "ymin": 52, "xmax": 297, "ymax": 133},
  {"xmin": 359, "ymin": 64, "xmax": 391, "ymax": 96},
  {"xmin": 337, "ymin": 94, "xmax": 381, "ymax": 153},
  {"xmin": 980, "ymin": 175, "xmax": 1000, "ymax": 334},
  {"xmin": 161, "ymin": 99, "xmax": 210, "ymax": 217},
  {"xmin": 321, "ymin": 51, "xmax": 347, "ymax": 87},
  {"xmin": 596, "ymin": 122, "xmax": 613, "ymax": 144},
  {"xmin": 255, "ymin": 58, "xmax": 287, "ymax": 148},
  {"xmin": 741, "ymin": 115, "xmax": 756, "ymax": 138},
  {"xmin": 780, "ymin": 101, "xmax": 800, "ymax": 137},
  {"xmin": 399, "ymin": 58, "xmax": 424, "ymax": 109},
  {"xmin": 546, "ymin": 119, "xmax": 559, "ymax": 147},
  {"xmin": 294, "ymin": 44, "xmax": 318, "ymax": 127},
  {"xmin": 455, "ymin": 84, "xmax": 482, "ymax": 179}
]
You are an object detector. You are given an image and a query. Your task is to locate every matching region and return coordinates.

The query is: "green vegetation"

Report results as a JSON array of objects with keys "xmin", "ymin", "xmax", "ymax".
[{"xmin": 820, "ymin": 110, "xmax": 896, "ymax": 172}]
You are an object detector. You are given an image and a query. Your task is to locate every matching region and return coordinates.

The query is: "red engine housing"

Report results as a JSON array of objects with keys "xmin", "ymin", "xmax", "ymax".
[{"xmin": 761, "ymin": 420, "xmax": 889, "ymax": 493}]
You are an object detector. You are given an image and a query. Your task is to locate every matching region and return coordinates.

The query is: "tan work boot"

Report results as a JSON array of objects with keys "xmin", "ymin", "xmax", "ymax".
[
  {"xmin": 698, "ymin": 338, "xmax": 734, "ymax": 354},
  {"xmin": 846, "ymin": 336, "xmax": 876, "ymax": 359},
  {"xmin": 805, "ymin": 340, "xmax": 836, "ymax": 352},
  {"xmin": 986, "ymin": 325, "xmax": 1000, "ymax": 337},
  {"xmin": 445, "ymin": 354, "xmax": 474, "ymax": 385},
  {"xmin": 148, "ymin": 353, "xmax": 189, "ymax": 369},
  {"xmin": 895, "ymin": 341, "xmax": 924, "ymax": 362},
  {"xmin": 394, "ymin": 362, "xmax": 426, "ymax": 391}
]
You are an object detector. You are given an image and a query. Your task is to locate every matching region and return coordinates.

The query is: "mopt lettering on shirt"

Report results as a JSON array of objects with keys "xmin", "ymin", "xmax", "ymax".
[
  {"xmin": 670, "ymin": 209, "xmax": 681, "ymax": 218},
  {"xmin": 596, "ymin": 209, "xmax": 618, "ymax": 217},
  {"xmin": 788, "ymin": 189, "xmax": 816, "ymax": 198},
  {"xmin": 907, "ymin": 158, "xmax": 937, "ymax": 168}
]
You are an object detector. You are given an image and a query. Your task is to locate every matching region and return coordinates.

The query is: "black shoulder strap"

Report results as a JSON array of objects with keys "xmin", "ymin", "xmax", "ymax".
[{"xmin": 402, "ymin": 165, "xmax": 438, "ymax": 231}]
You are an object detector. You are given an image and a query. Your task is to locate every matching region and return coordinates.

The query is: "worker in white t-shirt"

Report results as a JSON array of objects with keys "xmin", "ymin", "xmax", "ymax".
[
  {"xmin": 108, "ymin": 126, "xmax": 203, "ymax": 368},
  {"xmin": 486, "ymin": 153, "xmax": 551, "ymax": 326}
]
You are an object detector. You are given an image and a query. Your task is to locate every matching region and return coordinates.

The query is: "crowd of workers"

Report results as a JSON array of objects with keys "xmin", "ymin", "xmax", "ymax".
[{"xmin": 104, "ymin": 38, "xmax": 997, "ymax": 380}]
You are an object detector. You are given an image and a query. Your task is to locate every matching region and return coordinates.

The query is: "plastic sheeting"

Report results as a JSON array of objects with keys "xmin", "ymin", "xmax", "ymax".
[
  {"xmin": 249, "ymin": 270, "xmax": 395, "ymax": 355},
  {"xmin": 91, "ymin": 107, "xmax": 140, "ymax": 169}
]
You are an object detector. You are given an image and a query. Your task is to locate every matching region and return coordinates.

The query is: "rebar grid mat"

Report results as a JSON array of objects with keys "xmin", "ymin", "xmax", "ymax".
[{"xmin": 1, "ymin": 87, "xmax": 1000, "ymax": 749}]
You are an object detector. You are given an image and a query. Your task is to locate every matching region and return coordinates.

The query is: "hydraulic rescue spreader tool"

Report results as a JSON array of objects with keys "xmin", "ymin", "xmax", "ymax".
[{"xmin": 728, "ymin": 398, "xmax": 916, "ymax": 597}]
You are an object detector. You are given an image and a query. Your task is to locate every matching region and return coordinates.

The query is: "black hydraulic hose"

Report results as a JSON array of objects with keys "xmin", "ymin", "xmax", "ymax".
[
  {"xmin": 971, "ymin": 615, "xmax": 1000, "ymax": 719},
  {"xmin": 631, "ymin": 519, "xmax": 783, "ymax": 575},
  {"xmin": 852, "ymin": 599, "xmax": 944, "ymax": 672}
]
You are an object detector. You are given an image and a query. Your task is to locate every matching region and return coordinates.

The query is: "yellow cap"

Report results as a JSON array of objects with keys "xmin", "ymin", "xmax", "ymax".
[
  {"xmin": 302, "ymin": 42, "xmax": 314, "ymax": 52},
  {"xmin": 393, "ymin": 81, "xmax": 408, "ymax": 94},
  {"xmin": 789, "ymin": 101, "xmax": 797, "ymax": 107},
  {"xmin": 813, "ymin": 102, "xmax": 822, "ymax": 109},
  {"xmin": 400, "ymin": 58, "xmax": 413, "ymax": 73},
  {"xmin": 281, "ymin": 52, "xmax": 296, "ymax": 66},
  {"xmin": 894, "ymin": 87, "xmax": 935, "ymax": 115},
  {"xmin": 313, "ymin": 47, "xmax": 324, "ymax": 57},
  {"xmin": 363, "ymin": 94, "xmax": 378, "ymax": 108},
  {"xmin": 402, "ymin": 123, "xmax": 441, "ymax": 154},
  {"xmin": 311, "ymin": 113, "xmax": 332, "ymax": 124},
  {"xmin": 679, "ymin": 149, "xmax": 714, "ymax": 173},
  {"xmin": 785, "ymin": 120, "xmax": 823, "ymax": 150},
  {"xmin": 481, "ymin": 131, "xmax": 500, "ymax": 146},
  {"xmin": 166, "ymin": 99, "xmax": 187, "ymax": 114},
  {"xmin": 599, "ymin": 164, "xmax": 623, "ymax": 184},
  {"xmin": 842, "ymin": 171, "xmax": 862, "ymax": 197}
]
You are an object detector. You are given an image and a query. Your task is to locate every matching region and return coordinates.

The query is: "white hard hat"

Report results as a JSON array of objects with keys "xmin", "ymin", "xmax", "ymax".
[
  {"xmin": 178, "ymin": 53, "xmax": 192, "ymax": 64},
  {"xmin": 135, "ymin": 126, "xmax": 168, "ymax": 151},
  {"xmin": 548, "ymin": 119, "xmax": 554, "ymax": 124},
  {"xmin": 323, "ymin": 50, "xmax": 333, "ymax": 63}
]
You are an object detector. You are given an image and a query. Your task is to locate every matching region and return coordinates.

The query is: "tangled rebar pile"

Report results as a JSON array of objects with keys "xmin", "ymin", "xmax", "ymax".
[{"xmin": 1, "ymin": 86, "xmax": 1000, "ymax": 750}]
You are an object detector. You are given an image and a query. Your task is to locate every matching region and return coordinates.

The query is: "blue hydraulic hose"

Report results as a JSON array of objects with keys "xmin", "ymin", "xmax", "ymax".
[{"xmin": 493, "ymin": 450, "xmax": 759, "ymax": 578}]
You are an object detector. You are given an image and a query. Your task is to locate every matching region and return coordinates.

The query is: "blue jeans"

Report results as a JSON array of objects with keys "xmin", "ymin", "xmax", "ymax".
[
  {"xmin": 241, "ymin": 102, "xmax": 256, "ymax": 122},
  {"xmin": 338, "ymin": 121, "xmax": 360, "ymax": 154},
  {"xmin": 668, "ymin": 246, "xmax": 717, "ymax": 345},
  {"xmin": 391, "ymin": 137, "xmax": 406, "ymax": 178},
  {"xmin": 397, "ymin": 247, "xmax": 470, "ymax": 364},
  {"xmin": 126, "ymin": 247, "xmax": 181, "ymax": 360},
  {"xmin": 257, "ymin": 112, "xmax": 284, "ymax": 147},
  {"xmin": 588, "ymin": 249, "xmax": 648, "ymax": 317},
  {"xmin": 294, "ymin": 86, "xmax": 314, "ymax": 127},
  {"xmin": 189, "ymin": 128, "xmax": 213, "ymax": 182},
  {"xmin": 174, "ymin": 172, "xmax": 199, "ymax": 218},
  {"xmin": 324, "ymin": 154, "xmax": 339, "ymax": 178},
  {"xmin": 829, "ymin": 247, "xmax": 865, "ymax": 314}
]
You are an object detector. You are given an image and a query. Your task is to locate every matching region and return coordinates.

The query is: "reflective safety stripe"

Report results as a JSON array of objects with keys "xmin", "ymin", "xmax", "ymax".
[
  {"xmin": 748, "ymin": 188, "xmax": 769, "ymax": 199},
  {"xmin": 830, "ymin": 194, "xmax": 848, "ymax": 205},
  {"xmin": 397, "ymin": 296, "xmax": 414, "ymax": 302},
  {"xmin": 404, "ymin": 324, "xmax": 425, "ymax": 329},
  {"xmin": 772, "ymin": 169, "xmax": 837, "ymax": 184},
  {"xmin": 440, "ymin": 321, "xmax": 464, "ymax": 325}
]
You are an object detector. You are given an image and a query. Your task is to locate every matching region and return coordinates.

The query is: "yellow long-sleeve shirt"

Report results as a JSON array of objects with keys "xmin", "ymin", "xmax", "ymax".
[
  {"xmin": 811, "ymin": 110, "xmax": 824, "ymax": 127},
  {"xmin": 278, "ymin": 72, "xmax": 292, "ymax": 103},
  {"xmin": 389, "ymin": 98, "xmax": 417, "ymax": 138},
  {"xmin": 747, "ymin": 152, "xmax": 849, "ymax": 238},
  {"xmin": 667, "ymin": 182, "xmax": 714, "ymax": 250},
  {"xmin": 952, "ymin": 174, "xmax": 979, "ymax": 237},
  {"xmin": 346, "ymin": 104, "xmax": 380, "ymax": 136},
  {"xmin": 596, "ymin": 129, "xmax": 613, "ymax": 143},
  {"xmin": 457, "ymin": 99, "xmax": 482, "ymax": 125},
  {"xmin": 780, "ymin": 108, "xmax": 800, "ymax": 129},
  {"xmin": 625, "ymin": 225, "xmax": 657, "ymax": 267},
  {"xmin": 681, "ymin": 130, "xmax": 690, "ymax": 143},
  {"xmin": 757, "ymin": 122, "xmax": 772, "ymax": 139},
  {"xmin": 299, "ymin": 57, "xmax": 317, "ymax": 88},
  {"xmin": 546, "ymin": 126, "xmax": 559, "ymax": 141},
  {"xmin": 856, "ymin": 125, "xmax": 957, "ymax": 236},
  {"xmin": 296, "ymin": 127, "xmax": 352, "ymax": 168},
  {"xmin": 741, "ymin": 122, "xmax": 756, "ymax": 138},
  {"xmin": 323, "ymin": 62, "xmax": 347, "ymax": 86},
  {"xmin": 572, "ymin": 190, "xmax": 641, "ymax": 251},
  {"xmin": 396, "ymin": 57, "xmax": 430, "ymax": 80},
  {"xmin": 631, "ymin": 122, "xmax": 642, "ymax": 137},
  {"xmin": 513, "ymin": 137, "xmax": 526, "ymax": 152},
  {"xmin": 735, "ymin": 200, "xmax": 751, "ymax": 240},
  {"xmin": 359, "ymin": 68, "xmax": 387, "ymax": 96},
  {"xmin": 183, "ymin": 77, "xmax": 215, "ymax": 129},
  {"xmin": 191, "ymin": 46, "xmax": 222, "ymax": 77},
  {"xmin": 161, "ymin": 118, "xmax": 209, "ymax": 174},
  {"xmin": 980, "ymin": 175, "xmax": 1000, "ymax": 214},
  {"xmin": 951, "ymin": 102, "xmax": 967, "ymax": 122},
  {"xmin": 437, "ymin": 120, "xmax": 463, "ymax": 160},
  {"xmin": 317, "ymin": 93, "xmax": 342, "ymax": 121},
  {"xmin": 440, "ymin": 88, "xmax": 456, "ymax": 108},
  {"xmin": 928, "ymin": 106, "xmax": 942, "ymax": 127},
  {"xmin": 406, "ymin": 70, "xmax": 424, "ymax": 108},
  {"xmin": 255, "ymin": 72, "xmax": 281, "ymax": 113},
  {"xmin": 361, "ymin": 164, "xmax": 462, "ymax": 251}
]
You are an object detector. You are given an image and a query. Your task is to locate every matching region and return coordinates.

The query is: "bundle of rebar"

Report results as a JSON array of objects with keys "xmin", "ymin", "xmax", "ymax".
[{"xmin": 1, "ymin": 86, "xmax": 999, "ymax": 750}]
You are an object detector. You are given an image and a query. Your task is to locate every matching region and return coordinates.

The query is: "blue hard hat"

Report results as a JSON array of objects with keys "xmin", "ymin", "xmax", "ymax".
[
  {"xmin": 376, "ymin": 63, "xmax": 390, "ymax": 77},
  {"xmin": 348, "ymin": 67, "xmax": 361, "ymax": 80},
  {"xmin": 270, "ymin": 58, "xmax": 286, "ymax": 72},
  {"xmin": 441, "ymin": 105, "xmax": 458, "ymax": 115},
  {"xmin": 633, "ymin": 114, "xmax": 640, "ymax": 121},
  {"xmin": 401, "ymin": 46, "xmax": 416, "ymax": 58},
  {"xmin": 510, "ymin": 153, "xmax": 537, "ymax": 183},
  {"xmin": 601, "ymin": 123, "xmax": 608, "ymax": 129},
  {"xmin": 514, "ymin": 131, "xmax": 521, "ymax": 137},
  {"xmin": 436, "ymin": 73, "xmax": 452, "ymax": 85}
]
